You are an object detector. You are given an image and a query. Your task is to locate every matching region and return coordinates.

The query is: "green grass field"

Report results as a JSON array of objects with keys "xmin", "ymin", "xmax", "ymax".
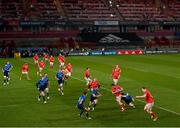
[{"xmin": 0, "ymin": 54, "xmax": 180, "ymax": 127}]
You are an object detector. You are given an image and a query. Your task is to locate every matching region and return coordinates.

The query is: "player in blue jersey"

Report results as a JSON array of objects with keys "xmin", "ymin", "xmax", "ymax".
[
  {"xmin": 2, "ymin": 62, "xmax": 13, "ymax": 85},
  {"xmin": 43, "ymin": 73, "xmax": 50, "ymax": 100},
  {"xmin": 77, "ymin": 90, "xmax": 91, "ymax": 119},
  {"xmin": 55, "ymin": 69, "xmax": 64, "ymax": 95},
  {"xmin": 121, "ymin": 93, "xmax": 135, "ymax": 108},
  {"xmin": 89, "ymin": 89, "xmax": 102, "ymax": 111},
  {"xmin": 37, "ymin": 77, "xmax": 47, "ymax": 104}
]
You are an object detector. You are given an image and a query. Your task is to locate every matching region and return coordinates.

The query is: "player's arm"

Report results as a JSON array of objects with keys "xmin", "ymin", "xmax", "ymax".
[
  {"xmin": 36, "ymin": 80, "xmax": 40, "ymax": 89},
  {"xmin": 48, "ymin": 81, "xmax": 50, "ymax": 87},
  {"xmin": 136, "ymin": 94, "xmax": 146, "ymax": 99},
  {"xmin": 112, "ymin": 88, "xmax": 123, "ymax": 94},
  {"xmin": 55, "ymin": 75, "xmax": 59, "ymax": 80},
  {"xmin": 10, "ymin": 65, "xmax": 13, "ymax": 71},
  {"xmin": 97, "ymin": 92, "xmax": 102, "ymax": 97}
]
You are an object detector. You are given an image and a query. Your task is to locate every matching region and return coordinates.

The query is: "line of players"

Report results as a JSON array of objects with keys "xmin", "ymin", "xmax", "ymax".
[
  {"xmin": 2, "ymin": 53, "xmax": 158, "ymax": 121},
  {"xmin": 33, "ymin": 53, "xmax": 72, "ymax": 104},
  {"xmin": 77, "ymin": 65, "xmax": 158, "ymax": 121}
]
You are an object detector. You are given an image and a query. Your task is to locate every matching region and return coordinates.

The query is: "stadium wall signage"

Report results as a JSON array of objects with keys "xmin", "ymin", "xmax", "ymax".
[
  {"xmin": 94, "ymin": 21, "xmax": 119, "ymax": 26},
  {"xmin": 117, "ymin": 50, "xmax": 144, "ymax": 55},
  {"xmin": 68, "ymin": 52, "xmax": 89, "ymax": 56},
  {"xmin": 90, "ymin": 51, "xmax": 103, "ymax": 56},
  {"xmin": 145, "ymin": 50, "xmax": 179, "ymax": 54},
  {"xmin": 77, "ymin": 33, "xmax": 144, "ymax": 46},
  {"xmin": 103, "ymin": 51, "xmax": 117, "ymax": 55},
  {"xmin": 20, "ymin": 21, "xmax": 46, "ymax": 26}
]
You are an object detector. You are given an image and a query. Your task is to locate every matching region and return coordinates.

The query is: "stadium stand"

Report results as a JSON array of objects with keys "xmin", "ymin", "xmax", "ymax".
[
  {"xmin": 61, "ymin": 0, "xmax": 119, "ymax": 21},
  {"xmin": 116, "ymin": 0, "xmax": 173, "ymax": 21},
  {"xmin": 0, "ymin": 0, "xmax": 180, "ymax": 58}
]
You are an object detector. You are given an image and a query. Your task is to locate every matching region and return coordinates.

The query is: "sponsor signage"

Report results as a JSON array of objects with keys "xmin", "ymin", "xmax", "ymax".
[
  {"xmin": 54, "ymin": 21, "xmax": 66, "ymax": 25},
  {"xmin": 94, "ymin": 21, "xmax": 119, "ymax": 26},
  {"xmin": 78, "ymin": 32, "xmax": 144, "ymax": 46},
  {"xmin": 117, "ymin": 50, "xmax": 144, "ymax": 55},
  {"xmin": 145, "ymin": 50, "xmax": 179, "ymax": 54},
  {"xmin": 90, "ymin": 51, "xmax": 103, "ymax": 55},
  {"xmin": 20, "ymin": 21, "xmax": 46, "ymax": 26},
  {"xmin": 99, "ymin": 34, "xmax": 130, "ymax": 44},
  {"xmin": 68, "ymin": 52, "xmax": 89, "ymax": 56},
  {"xmin": 104, "ymin": 51, "xmax": 116, "ymax": 55}
]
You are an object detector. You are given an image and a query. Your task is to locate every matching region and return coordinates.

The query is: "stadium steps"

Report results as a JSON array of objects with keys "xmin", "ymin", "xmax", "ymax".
[
  {"xmin": 53, "ymin": 0, "xmax": 68, "ymax": 21},
  {"xmin": 102, "ymin": 0, "xmax": 125, "ymax": 21}
]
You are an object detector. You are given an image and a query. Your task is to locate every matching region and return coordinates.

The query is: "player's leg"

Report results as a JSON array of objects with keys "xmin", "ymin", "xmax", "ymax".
[
  {"xmin": 6, "ymin": 72, "xmax": 10, "ymax": 85},
  {"xmin": 113, "ymin": 79, "xmax": 118, "ymax": 85},
  {"xmin": 149, "ymin": 103, "xmax": 158, "ymax": 121},
  {"xmin": 129, "ymin": 102, "xmax": 135, "ymax": 108},
  {"xmin": 92, "ymin": 99, "xmax": 98, "ymax": 110},
  {"xmin": 45, "ymin": 87, "xmax": 50, "ymax": 99},
  {"xmin": 50, "ymin": 62, "xmax": 53, "ymax": 69},
  {"xmin": 60, "ymin": 85, "xmax": 64, "ymax": 95},
  {"xmin": 3, "ymin": 75, "xmax": 7, "ymax": 85},
  {"xmin": 38, "ymin": 91, "xmax": 41, "ymax": 101},
  {"xmin": 78, "ymin": 105, "xmax": 85, "ymax": 117},
  {"xmin": 127, "ymin": 98, "xmax": 135, "ymax": 108},
  {"xmin": 64, "ymin": 75, "xmax": 68, "ymax": 85},
  {"xmin": 61, "ymin": 62, "xmax": 64, "ymax": 67},
  {"xmin": 89, "ymin": 101, "xmax": 92, "ymax": 108},
  {"xmin": 58, "ymin": 80, "xmax": 64, "ymax": 95},
  {"xmin": 41, "ymin": 91, "xmax": 46, "ymax": 103},
  {"xmin": 20, "ymin": 72, "xmax": 23, "ymax": 80},
  {"xmin": 116, "ymin": 96, "xmax": 125, "ymax": 111},
  {"xmin": 39, "ymin": 68, "xmax": 42, "ymax": 77},
  {"xmin": 27, "ymin": 73, "xmax": 30, "ymax": 80},
  {"xmin": 85, "ymin": 108, "xmax": 91, "ymax": 119},
  {"xmin": 86, "ymin": 78, "xmax": 91, "ymax": 89}
]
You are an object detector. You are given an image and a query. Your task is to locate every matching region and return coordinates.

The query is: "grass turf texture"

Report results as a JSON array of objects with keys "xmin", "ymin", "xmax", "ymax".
[{"xmin": 0, "ymin": 54, "xmax": 180, "ymax": 127}]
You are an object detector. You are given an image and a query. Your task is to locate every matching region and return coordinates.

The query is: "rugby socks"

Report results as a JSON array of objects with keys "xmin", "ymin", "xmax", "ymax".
[
  {"xmin": 80, "ymin": 111, "xmax": 84, "ymax": 117},
  {"xmin": 43, "ymin": 96, "xmax": 46, "ymax": 102},
  {"xmin": 93, "ymin": 104, "xmax": 96, "ymax": 108},
  {"xmin": 119, "ymin": 105, "xmax": 125, "ymax": 111},
  {"xmin": 150, "ymin": 112, "xmax": 157, "ymax": 118},
  {"xmin": 86, "ymin": 112, "xmax": 89, "ymax": 118},
  {"xmin": 3, "ymin": 79, "xmax": 7, "ymax": 84}
]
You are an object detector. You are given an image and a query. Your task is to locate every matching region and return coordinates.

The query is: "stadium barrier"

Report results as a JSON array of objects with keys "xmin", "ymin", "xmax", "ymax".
[
  {"xmin": 68, "ymin": 52, "xmax": 89, "ymax": 56},
  {"xmin": 68, "ymin": 50, "xmax": 144, "ymax": 56},
  {"xmin": 90, "ymin": 51, "xmax": 103, "ymax": 56},
  {"xmin": 145, "ymin": 50, "xmax": 179, "ymax": 54},
  {"xmin": 117, "ymin": 50, "xmax": 144, "ymax": 55}
]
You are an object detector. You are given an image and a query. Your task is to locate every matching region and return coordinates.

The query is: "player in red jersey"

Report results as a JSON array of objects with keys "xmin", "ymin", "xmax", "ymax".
[
  {"xmin": 136, "ymin": 87, "xmax": 158, "ymax": 121},
  {"xmin": 113, "ymin": 64, "xmax": 121, "ymax": 73},
  {"xmin": 89, "ymin": 78, "xmax": 100, "ymax": 90},
  {"xmin": 49, "ymin": 55, "xmax": 55, "ymax": 69},
  {"xmin": 33, "ymin": 54, "xmax": 39, "ymax": 64},
  {"xmin": 65, "ymin": 63, "xmax": 72, "ymax": 77},
  {"xmin": 112, "ymin": 84, "xmax": 125, "ymax": 111},
  {"xmin": 84, "ymin": 67, "xmax": 91, "ymax": 88},
  {"xmin": 20, "ymin": 63, "xmax": 30, "ymax": 80},
  {"xmin": 112, "ymin": 69, "xmax": 120, "ymax": 85},
  {"xmin": 43, "ymin": 53, "xmax": 49, "ymax": 63},
  {"xmin": 37, "ymin": 60, "xmax": 45, "ymax": 76},
  {"xmin": 58, "ymin": 54, "xmax": 65, "ymax": 67}
]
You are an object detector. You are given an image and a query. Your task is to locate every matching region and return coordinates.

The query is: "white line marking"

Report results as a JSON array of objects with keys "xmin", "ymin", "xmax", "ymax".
[
  {"xmin": 0, "ymin": 104, "xmax": 19, "ymax": 108},
  {"xmin": 71, "ymin": 76, "xmax": 180, "ymax": 116}
]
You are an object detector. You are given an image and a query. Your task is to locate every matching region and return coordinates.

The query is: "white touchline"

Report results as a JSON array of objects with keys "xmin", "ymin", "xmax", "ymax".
[{"xmin": 71, "ymin": 76, "xmax": 180, "ymax": 116}]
